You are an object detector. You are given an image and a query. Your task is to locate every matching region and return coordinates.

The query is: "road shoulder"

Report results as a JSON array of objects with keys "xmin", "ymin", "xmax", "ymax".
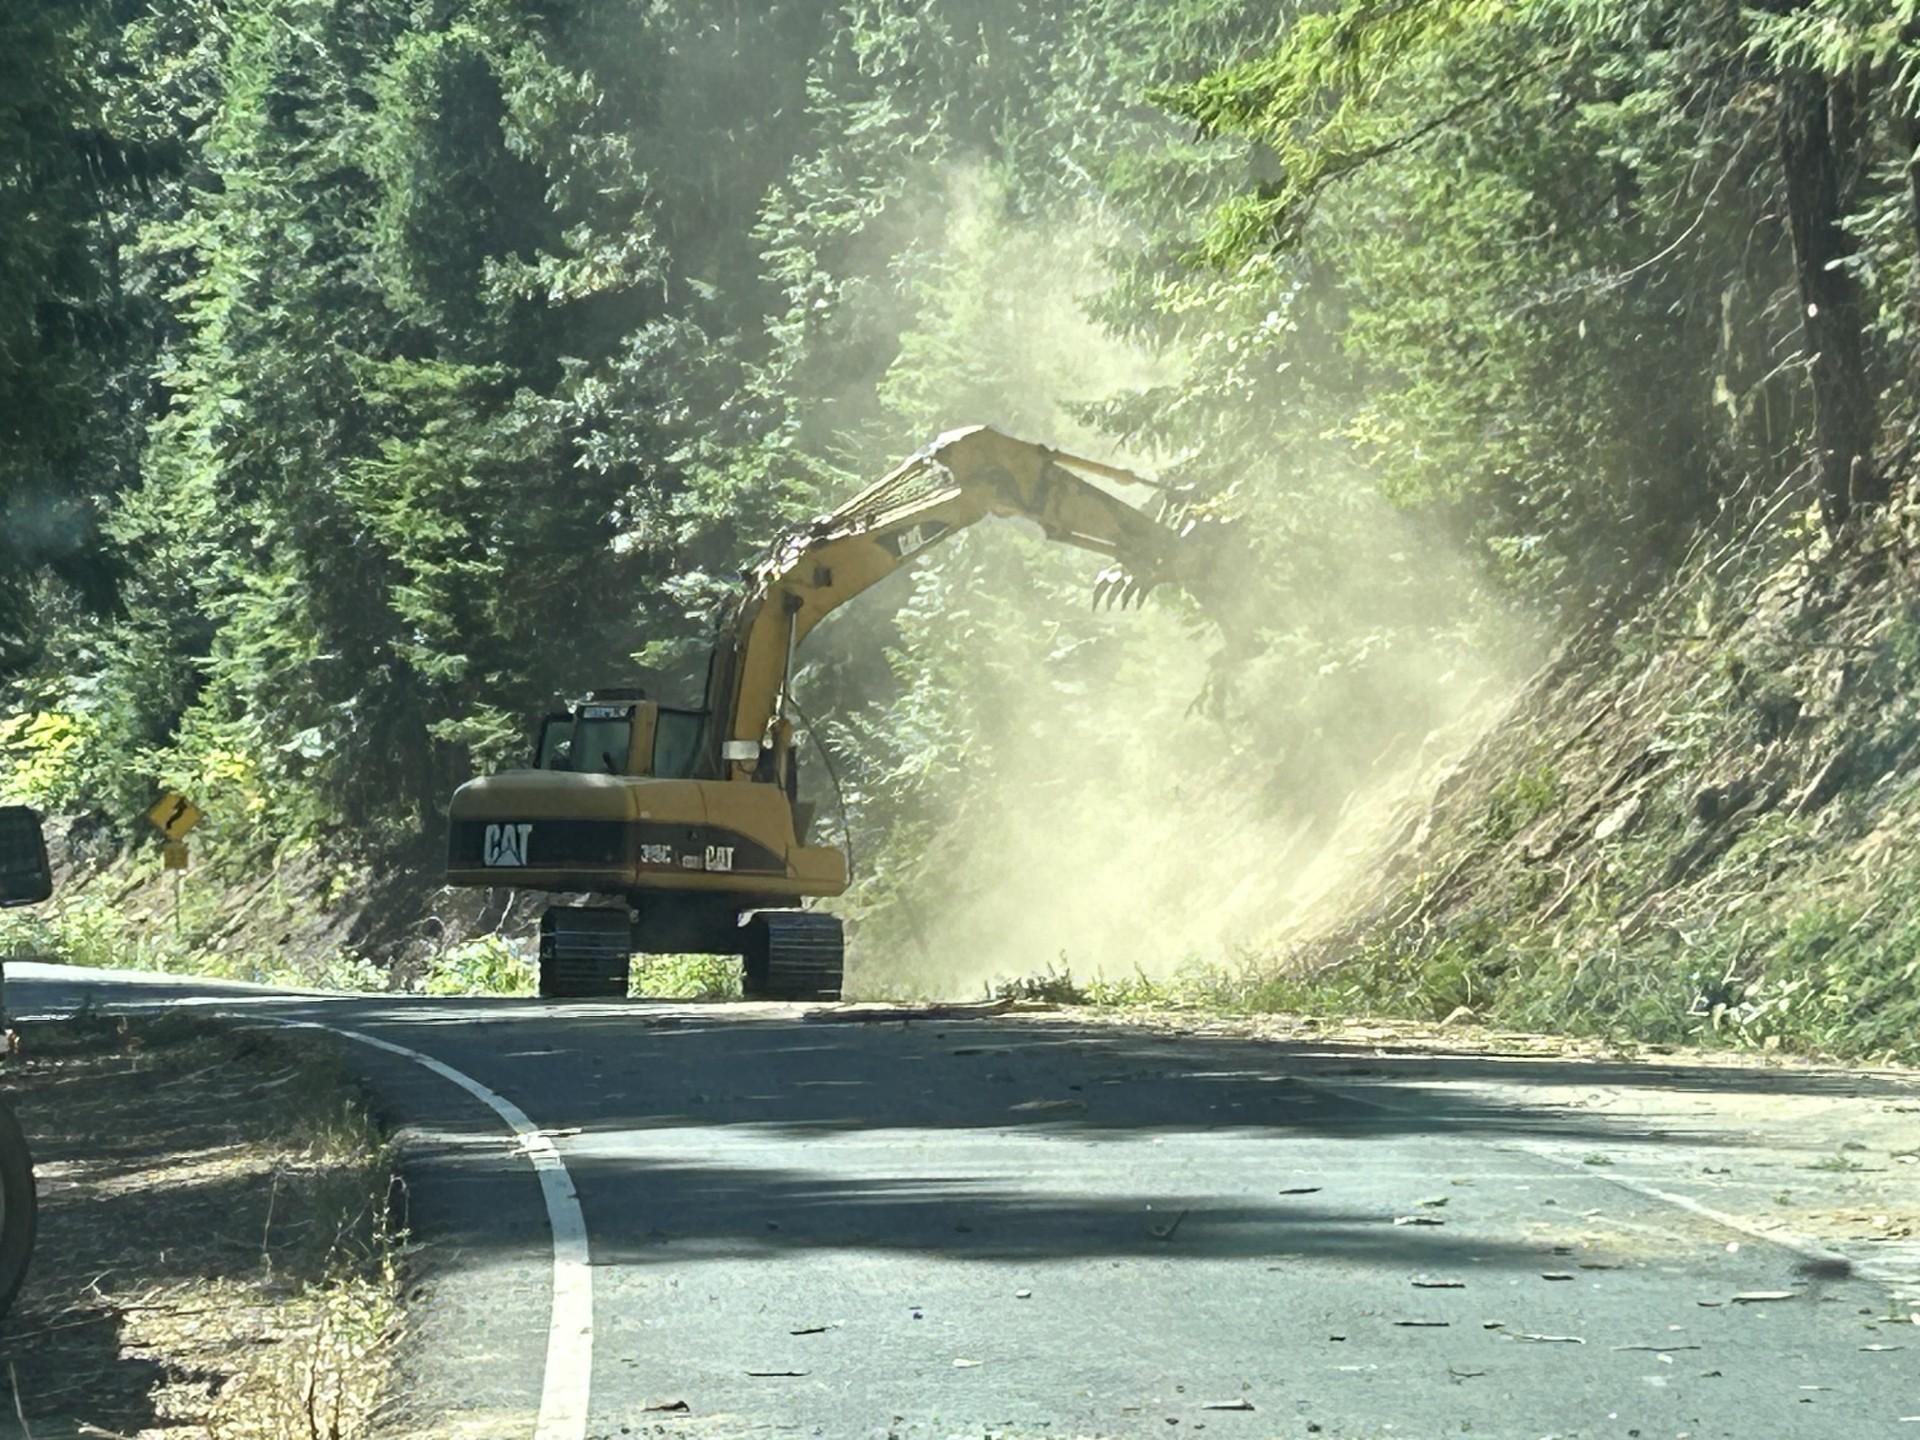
[{"xmin": 0, "ymin": 1010, "xmax": 399, "ymax": 1437}]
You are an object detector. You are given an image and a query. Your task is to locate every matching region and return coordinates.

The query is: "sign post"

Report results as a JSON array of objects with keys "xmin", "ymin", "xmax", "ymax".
[{"xmin": 145, "ymin": 793, "xmax": 202, "ymax": 939}]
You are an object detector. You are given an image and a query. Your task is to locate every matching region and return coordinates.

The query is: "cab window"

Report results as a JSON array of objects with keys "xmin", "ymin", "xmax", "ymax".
[
  {"xmin": 574, "ymin": 712, "xmax": 633, "ymax": 774},
  {"xmin": 652, "ymin": 708, "xmax": 706, "ymax": 779},
  {"xmin": 535, "ymin": 715, "xmax": 573, "ymax": 770},
  {"xmin": 537, "ymin": 707, "xmax": 635, "ymax": 774}
]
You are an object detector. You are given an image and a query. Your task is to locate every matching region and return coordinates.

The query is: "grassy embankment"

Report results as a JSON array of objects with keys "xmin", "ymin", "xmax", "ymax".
[{"xmin": 0, "ymin": 1010, "xmax": 399, "ymax": 1436}]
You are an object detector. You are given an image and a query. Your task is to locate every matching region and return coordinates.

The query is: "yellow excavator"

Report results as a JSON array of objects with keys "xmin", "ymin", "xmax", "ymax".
[{"xmin": 443, "ymin": 426, "xmax": 1220, "ymax": 999}]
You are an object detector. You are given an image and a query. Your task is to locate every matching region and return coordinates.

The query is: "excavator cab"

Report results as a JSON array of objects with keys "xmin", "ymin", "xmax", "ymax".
[
  {"xmin": 537, "ymin": 704, "xmax": 636, "ymax": 775},
  {"xmin": 533, "ymin": 694, "xmax": 713, "ymax": 780}
]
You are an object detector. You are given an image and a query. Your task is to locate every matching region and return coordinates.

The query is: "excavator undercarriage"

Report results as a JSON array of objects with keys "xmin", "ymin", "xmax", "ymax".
[{"xmin": 534, "ymin": 900, "xmax": 845, "ymax": 1001}]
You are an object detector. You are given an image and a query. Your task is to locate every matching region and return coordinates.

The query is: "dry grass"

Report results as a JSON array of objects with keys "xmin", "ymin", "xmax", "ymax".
[{"xmin": 0, "ymin": 1009, "xmax": 400, "ymax": 1438}]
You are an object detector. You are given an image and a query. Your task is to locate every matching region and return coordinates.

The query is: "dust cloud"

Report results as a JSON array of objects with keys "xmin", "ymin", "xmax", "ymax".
[
  {"xmin": 810, "ymin": 167, "xmax": 1525, "ymax": 1000},
  {"xmin": 832, "ymin": 558, "xmax": 1515, "ymax": 1000}
]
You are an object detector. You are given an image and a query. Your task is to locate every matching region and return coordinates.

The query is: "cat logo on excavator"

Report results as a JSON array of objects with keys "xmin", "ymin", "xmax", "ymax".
[{"xmin": 482, "ymin": 823, "xmax": 532, "ymax": 867}]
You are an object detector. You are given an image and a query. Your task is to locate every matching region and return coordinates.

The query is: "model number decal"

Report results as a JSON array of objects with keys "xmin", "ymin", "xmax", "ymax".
[{"xmin": 704, "ymin": 845, "xmax": 735, "ymax": 873}]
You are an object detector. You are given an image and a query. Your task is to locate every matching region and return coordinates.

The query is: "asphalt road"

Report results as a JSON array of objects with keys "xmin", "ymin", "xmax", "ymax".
[{"xmin": 11, "ymin": 962, "xmax": 1920, "ymax": 1439}]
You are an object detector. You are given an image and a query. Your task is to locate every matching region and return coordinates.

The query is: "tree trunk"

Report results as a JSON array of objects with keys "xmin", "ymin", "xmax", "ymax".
[
  {"xmin": 1904, "ymin": 110, "xmax": 1920, "ymax": 280},
  {"xmin": 1898, "ymin": 22, "xmax": 1920, "ymax": 332},
  {"xmin": 1776, "ymin": 65, "xmax": 1881, "ymax": 533}
]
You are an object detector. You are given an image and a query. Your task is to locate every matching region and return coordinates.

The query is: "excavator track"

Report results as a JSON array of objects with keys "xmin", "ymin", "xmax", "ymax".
[
  {"xmin": 538, "ymin": 906, "xmax": 631, "ymax": 999},
  {"xmin": 741, "ymin": 911, "xmax": 843, "ymax": 1001}
]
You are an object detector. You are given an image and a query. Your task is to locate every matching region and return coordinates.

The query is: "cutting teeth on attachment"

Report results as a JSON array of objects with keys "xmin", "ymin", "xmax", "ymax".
[{"xmin": 1091, "ymin": 567, "xmax": 1156, "ymax": 610}]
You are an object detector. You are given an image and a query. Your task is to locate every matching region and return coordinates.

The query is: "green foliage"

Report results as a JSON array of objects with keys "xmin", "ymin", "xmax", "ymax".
[
  {"xmin": 0, "ymin": 0, "xmax": 144, "ymax": 669},
  {"xmin": 423, "ymin": 935, "xmax": 534, "ymax": 997},
  {"xmin": 1158, "ymin": 0, "xmax": 1517, "ymax": 254},
  {"xmin": 1482, "ymin": 766, "xmax": 1561, "ymax": 842},
  {"xmin": 0, "ymin": 704, "xmax": 99, "ymax": 810},
  {"xmin": 0, "ymin": 871, "xmax": 387, "ymax": 991},
  {"xmin": 630, "ymin": 953, "xmax": 741, "ymax": 1001},
  {"xmin": 1154, "ymin": 0, "xmax": 1919, "ymax": 596}
]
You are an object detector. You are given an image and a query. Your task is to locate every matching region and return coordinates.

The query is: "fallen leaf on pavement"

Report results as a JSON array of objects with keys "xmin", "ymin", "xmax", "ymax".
[
  {"xmin": 642, "ymin": 1400, "xmax": 689, "ymax": 1413},
  {"xmin": 953, "ymin": 1358, "xmax": 982, "ymax": 1368},
  {"xmin": 1541, "ymin": 1273, "xmax": 1576, "ymax": 1281},
  {"xmin": 1614, "ymin": 1344, "xmax": 1702, "ymax": 1352},
  {"xmin": 1150, "ymin": 1210, "xmax": 1190, "ymax": 1240},
  {"xmin": 1277, "ymin": 1186, "xmax": 1321, "ymax": 1196},
  {"xmin": 1509, "ymin": 1333, "xmax": 1585, "ymax": 1344},
  {"xmin": 1200, "ymin": 1400, "xmax": 1255, "ymax": 1411},
  {"xmin": 1393, "ymin": 1215, "xmax": 1445, "ymax": 1227},
  {"xmin": 789, "ymin": 1323, "xmax": 840, "ymax": 1335},
  {"xmin": 1014, "ymin": 1289, "xmax": 1032, "ymax": 1299},
  {"xmin": 1861, "ymin": 1344, "xmax": 1906, "ymax": 1352},
  {"xmin": 1449, "ymin": 1368, "xmax": 1486, "ymax": 1380},
  {"xmin": 1416, "ymin": 1197, "xmax": 1449, "ymax": 1208},
  {"xmin": 1412, "ymin": 1278, "xmax": 1465, "ymax": 1289},
  {"xmin": 1730, "ymin": 1291, "xmax": 1800, "ymax": 1304},
  {"xmin": 1394, "ymin": 1320, "xmax": 1450, "ymax": 1327},
  {"xmin": 746, "ymin": 1370, "xmax": 808, "ymax": 1377}
]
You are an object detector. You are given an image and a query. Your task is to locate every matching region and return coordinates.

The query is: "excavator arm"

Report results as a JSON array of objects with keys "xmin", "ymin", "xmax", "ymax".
[{"xmin": 705, "ymin": 425, "xmax": 1209, "ymax": 781}]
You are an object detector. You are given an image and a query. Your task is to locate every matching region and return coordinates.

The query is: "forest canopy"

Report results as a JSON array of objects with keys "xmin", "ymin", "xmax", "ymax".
[{"xmin": 4, "ymin": 0, "xmax": 1917, "ymax": 963}]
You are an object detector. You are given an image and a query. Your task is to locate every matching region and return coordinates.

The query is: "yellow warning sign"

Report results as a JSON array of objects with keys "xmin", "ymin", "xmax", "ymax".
[
  {"xmin": 146, "ymin": 792, "xmax": 202, "ymax": 841},
  {"xmin": 162, "ymin": 840, "xmax": 189, "ymax": 871}
]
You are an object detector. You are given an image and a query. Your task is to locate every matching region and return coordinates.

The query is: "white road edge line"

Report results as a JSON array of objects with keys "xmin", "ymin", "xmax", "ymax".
[
  {"xmin": 285, "ymin": 1021, "xmax": 592, "ymax": 1440},
  {"xmin": 1298, "ymin": 1070, "xmax": 1918, "ymax": 1307},
  {"xmin": 1513, "ymin": 1140, "xmax": 1919, "ymax": 1304}
]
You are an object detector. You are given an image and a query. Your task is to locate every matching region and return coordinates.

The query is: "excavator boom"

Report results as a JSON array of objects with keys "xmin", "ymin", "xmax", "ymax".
[{"xmin": 708, "ymin": 425, "xmax": 1202, "ymax": 778}]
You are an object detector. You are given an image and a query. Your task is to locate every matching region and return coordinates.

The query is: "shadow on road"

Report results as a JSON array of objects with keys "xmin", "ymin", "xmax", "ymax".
[
  {"xmin": 22, "ymin": 974, "xmax": 1916, "ymax": 1285},
  {"xmin": 249, "ymin": 1000, "xmax": 1920, "ymax": 1276}
]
